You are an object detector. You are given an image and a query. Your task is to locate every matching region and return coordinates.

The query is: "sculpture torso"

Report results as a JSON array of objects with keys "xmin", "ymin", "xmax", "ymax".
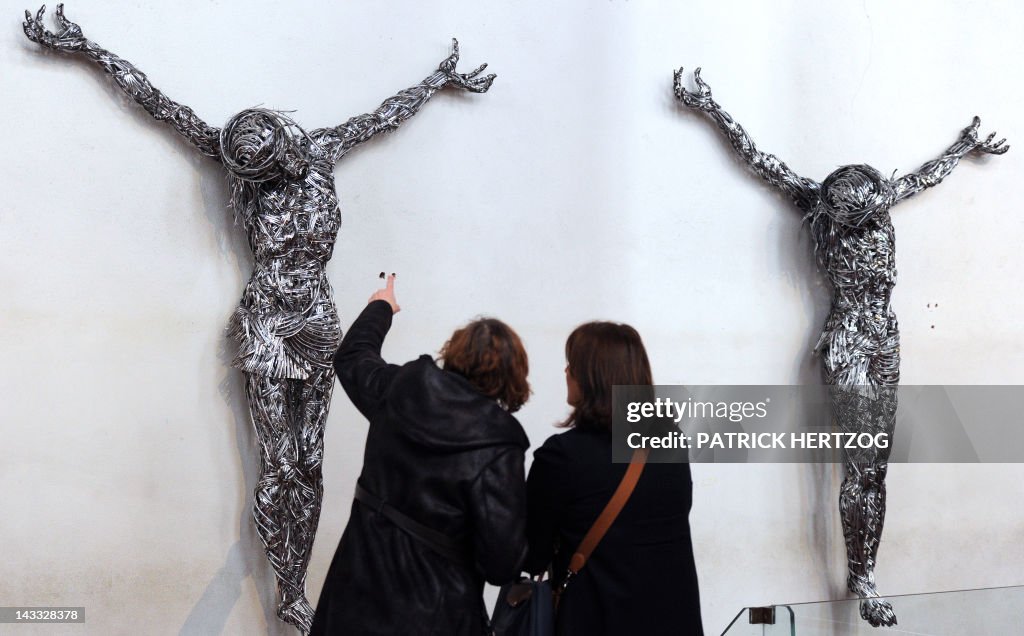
[
  {"xmin": 240, "ymin": 162, "xmax": 341, "ymax": 264},
  {"xmin": 228, "ymin": 139, "xmax": 344, "ymax": 380},
  {"xmin": 813, "ymin": 211, "xmax": 897, "ymax": 311},
  {"xmin": 811, "ymin": 206, "xmax": 901, "ymax": 387}
]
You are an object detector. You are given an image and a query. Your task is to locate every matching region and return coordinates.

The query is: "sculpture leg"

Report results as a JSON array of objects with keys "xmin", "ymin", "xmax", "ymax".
[
  {"xmin": 291, "ymin": 368, "xmax": 333, "ymax": 624},
  {"xmin": 834, "ymin": 385, "xmax": 898, "ymax": 627},
  {"xmin": 246, "ymin": 371, "xmax": 330, "ymax": 633},
  {"xmin": 840, "ymin": 459, "xmax": 895, "ymax": 626}
]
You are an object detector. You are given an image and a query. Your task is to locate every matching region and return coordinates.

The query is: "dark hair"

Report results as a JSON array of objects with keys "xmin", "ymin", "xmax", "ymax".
[
  {"xmin": 561, "ymin": 321, "xmax": 653, "ymax": 432},
  {"xmin": 440, "ymin": 318, "xmax": 531, "ymax": 413}
]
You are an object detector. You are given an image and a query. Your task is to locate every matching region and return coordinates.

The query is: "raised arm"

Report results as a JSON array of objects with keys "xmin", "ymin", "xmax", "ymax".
[
  {"xmin": 23, "ymin": 5, "xmax": 221, "ymax": 158},
  {"xmin": 893, "ymin": 116, "xmax": 1008, "ymax": 202},
  {"xmin": 315, "ymin": 39, "xmax": 496, "ymax": 163},
  {"xmin": 333, "ymin": 300, "xmax": 401, "ymax": 420},
  {"xmin": 674, "ymin": 67, "xmax": 820, "ymax": 211},
  {"xmin": 334, "ymin": 276, "xmax": 402, "ymax": 419}
]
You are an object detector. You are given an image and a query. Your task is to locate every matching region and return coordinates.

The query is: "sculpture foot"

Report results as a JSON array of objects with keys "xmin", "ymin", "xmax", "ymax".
[
  {"xmin": 277, "ymin": 593, "xmax": 315, "ymax": 634},
  {"xmin": 859, "ymin": 597, "xmax": 897, "ymax": 627},
  {"xmin": 848, "ymin": 574, "xmax": 897, "ymax": 627}
]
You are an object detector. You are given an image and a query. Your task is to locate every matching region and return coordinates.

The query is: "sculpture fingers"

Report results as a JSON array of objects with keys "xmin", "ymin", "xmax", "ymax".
[
  {"xmin": 963, "ymin": 117, "xmax": 1010, "ymax": 155},
  {"xmin": 464, "ymin": 62, "xmax": 488, "ymax": 79},
  {"xmin": 22, "ymin": 10, "xmax": 41, "ymax": 42},
  {"xmin": 464, "ymin": 72, "xmax": 496, "ymax": 93},
  {"xmin": 960, "ymin": 115, "xmax": 982, "ymax": 141},
  {"xmin": 672, "ymin": 67, "xmax": 686, "ymax": 98},
  {"xmin": 980, "ymin": 136, "xmax": 1009, "ymax": 155},
  {"xmin": 673, "ymin": 67, "xmax": 715, "ymax": 109},
  {"xmin": 693, "ymin": 67, "xmax": 713, "ymax": 96},
  {"xmin": 22, "ymin": 3, "xmax": 84, "ymax": 50},
  {"xmin": 54, "ymin": 3, "xmax": 83, "ymax": 40},
  {"xmin": 22, "ymin": 6, "xmax": 46, "ymax": 42},
  {"xmin": 54, "ymin": 3, "xmax": 70, "ymax": 29},
  {"xmin": 439, "ymin": 37, "xmax": 460, "ymax": 72},
  {"xmin": 27, "ymin": 7, "xmax": 56, "ymax": 46}
]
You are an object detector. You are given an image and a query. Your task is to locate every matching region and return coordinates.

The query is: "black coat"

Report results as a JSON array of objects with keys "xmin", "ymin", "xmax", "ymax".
[
  {"xmin": 311, "ymin": 301, "xmax": 530, "ymax": 635},
  {"xmin": 525, "ymin": 427, "xmax": 704, "ymax": 636}
]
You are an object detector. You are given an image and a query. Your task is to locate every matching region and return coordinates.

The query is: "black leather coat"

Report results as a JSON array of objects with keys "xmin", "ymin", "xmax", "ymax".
[{"xmin": 311, "ymin": 300, "xmax": 530, "ymax": 635}]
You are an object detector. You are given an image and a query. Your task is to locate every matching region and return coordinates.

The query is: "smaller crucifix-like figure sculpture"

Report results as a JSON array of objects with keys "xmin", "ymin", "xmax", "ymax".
[
  {"xmin": 674, "ymin": 67, "xmax": 1007, "ymax": 627},
  {"xmin": 24, "ymin": 4, "xmax": 496, "ymax": 632}
]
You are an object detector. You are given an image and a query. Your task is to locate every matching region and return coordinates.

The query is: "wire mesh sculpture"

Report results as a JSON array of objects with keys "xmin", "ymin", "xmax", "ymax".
[
  {"xmin": 673, "ymin": 67, "xmax": 1008, "ymax": 627},
  {"xmin": 23, "ymin": 4, "xmax": 496, "ymax": 632}
]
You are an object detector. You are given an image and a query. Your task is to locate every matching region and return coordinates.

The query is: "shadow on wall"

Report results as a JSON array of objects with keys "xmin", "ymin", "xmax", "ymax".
[
  {"xmin": 22, "ymin": 33, "xmax": 289, "ymax": 634},
  {"xmin": 178, "ymin": 358, "xmax": 282, "ymax": 635},
  {"xmin": 785, "ymin": 221, "xmax": 846, "ymax": 602},
  {"xmin": 174, "ymin": 153, "xmax": 287, "ymax": 633},
  {"xmin": 744, "ymin": 116, "xmax": 844, "ymax": 606}
]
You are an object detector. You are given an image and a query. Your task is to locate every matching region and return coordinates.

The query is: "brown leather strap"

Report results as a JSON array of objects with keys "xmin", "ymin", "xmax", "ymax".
[{"xmin": 567, "ymin": 447, "xmax": 649, "ymax": 575}]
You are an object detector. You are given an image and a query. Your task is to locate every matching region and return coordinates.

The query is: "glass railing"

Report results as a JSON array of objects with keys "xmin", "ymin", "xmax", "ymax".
[{"xmin": 721, "ymin": 585, "xmax": 1024, "ymax": 635}]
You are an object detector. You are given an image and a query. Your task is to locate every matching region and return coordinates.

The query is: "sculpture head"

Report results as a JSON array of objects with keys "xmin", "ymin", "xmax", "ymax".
[
  {"xmin": 817, "ymin": 164, "xmax": 895, "ymax": 228},
  {"xmin": 220, "ymin": 108, "xmax": 310, "ymax": 182}
]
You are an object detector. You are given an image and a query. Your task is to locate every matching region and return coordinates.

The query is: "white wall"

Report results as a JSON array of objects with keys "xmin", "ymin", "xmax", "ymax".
[{"xmin": 2, "ymin": 0, "xmax": 1023, "ymax": 634}]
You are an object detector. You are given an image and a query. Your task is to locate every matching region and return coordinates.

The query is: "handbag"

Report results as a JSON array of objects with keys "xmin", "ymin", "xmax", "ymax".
[
  {"xmin": 489, "ymin": 574, "xmax": 555, "ymax": 636},
  {"xmin": 490, "ymin": 448, "xmax": 650, "ymax": 636}
]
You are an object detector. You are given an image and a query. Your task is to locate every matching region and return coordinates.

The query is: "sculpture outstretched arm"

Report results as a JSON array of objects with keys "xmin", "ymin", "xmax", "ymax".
[
  {"xmin": 893, "ymin": 116, "xmax": 1008, "ymax": 202},
  {"xmin": 23, "ymin": 4, "xmax": 221, "ymax": 158},
  {"xmin": 674, "ymin": 67, "xmax": 820, "ymax": 211},
  {"xmin": 318, "ymin": 38, "xmax": 496, "ymax": 163}
]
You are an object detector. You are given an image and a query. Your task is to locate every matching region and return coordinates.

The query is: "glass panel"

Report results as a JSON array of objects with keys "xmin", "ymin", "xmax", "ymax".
[
  {"xmin": 720, "ymin": 607, "xmax": 771, "ymax": 635},
  {"xmin": 723, "ymin": 585, "xmax": 1024, "ymax": 635}
]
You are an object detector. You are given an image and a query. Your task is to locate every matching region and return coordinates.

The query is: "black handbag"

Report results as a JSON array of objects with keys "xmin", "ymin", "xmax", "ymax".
[
  {"xmin": 490, "ymin": 575, "xmax": 555, "ymax": 636},
  {"xmin": 490, "ymin": 448, "xmax": 649, "ymax": 636}
]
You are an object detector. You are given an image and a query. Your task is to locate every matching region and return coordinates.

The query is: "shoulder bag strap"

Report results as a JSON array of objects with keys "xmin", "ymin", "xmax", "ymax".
[{"xmin": 565, "ymin": 447, "xmax": 650, "ymax": 583}]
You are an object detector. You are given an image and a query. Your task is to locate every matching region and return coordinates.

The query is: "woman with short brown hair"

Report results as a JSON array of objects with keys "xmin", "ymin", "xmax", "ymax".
[
  {"xmin": 312, "ymin": 275, "xmax": 531, "ymax": 635},
  {"xmin": 441, "ymin": 318, "xmax": 531, "ymax": 413},
  {"xmin": 525, "ymin": 321, "xmax": 704, "ymax": 635}
]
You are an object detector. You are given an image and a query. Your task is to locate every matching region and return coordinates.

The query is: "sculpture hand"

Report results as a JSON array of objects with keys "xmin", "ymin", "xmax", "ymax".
[
  {"xmin": 23, "ymin": 4, "xmax": 86, "ymax": 52},
  {"xmin": 960, "ymin": 116, "xmax": 1009, "ymax": 155},
  {"xmin": 438, "ymin": 38, "xmax": 496, "ymax": 93},
  {"xmin": 674, "ymin": 67, "xmax": 716, "ymax": 111}
]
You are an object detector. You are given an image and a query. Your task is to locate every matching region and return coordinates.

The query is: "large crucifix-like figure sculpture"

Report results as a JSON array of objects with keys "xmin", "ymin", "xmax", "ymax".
[
  {"xmin": 23, "ymin": 5, "xmax": 496, "ymax": 632},
  {"xmin": 674, "ymin": 67, "xmax": 1007, "ymax": 627}
]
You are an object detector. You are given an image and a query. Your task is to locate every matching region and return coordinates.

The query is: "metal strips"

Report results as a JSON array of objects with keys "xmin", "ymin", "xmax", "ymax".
[
  {"xmin": 24, "ymin": 7, "xmax": 496, "ymax": 632},
  {"xmin": 675, "ymin": 67, "xmax": 1008, "ymax": 628}
]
